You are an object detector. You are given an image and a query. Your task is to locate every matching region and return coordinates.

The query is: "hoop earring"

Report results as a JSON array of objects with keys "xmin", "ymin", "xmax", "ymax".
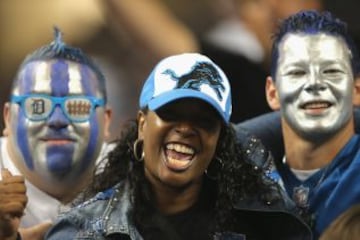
[
  {"xmin": 205, "ymin": 157, "xmax": 223, "ymax": 180},
  {"xmin": 133, "ymin": 139, "xmax": 145, "ymax": 162}
]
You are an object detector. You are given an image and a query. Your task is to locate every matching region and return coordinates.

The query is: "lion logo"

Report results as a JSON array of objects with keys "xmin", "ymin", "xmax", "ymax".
[{"xmin": 162, "ymin": 61, "xmax": 226, "ymax": 101}]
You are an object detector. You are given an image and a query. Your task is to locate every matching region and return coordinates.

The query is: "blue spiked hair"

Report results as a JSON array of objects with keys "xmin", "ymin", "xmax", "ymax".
[
  {"xmin": 15, "ymin": 27, "xmax": 107, "ymax": 102},
  {"xmin": 270, "ymin": 10, "xmax": 360, "ymax": 81}
]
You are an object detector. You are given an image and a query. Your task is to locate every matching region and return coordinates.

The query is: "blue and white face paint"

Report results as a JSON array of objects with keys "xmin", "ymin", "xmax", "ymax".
[
  {"xmin": 275, "ymin": 33, "xmax": 354, "ymax": 141},
  {"xmin": 7, "ymin": 59, "xmax": 106, "ymax": 190}
]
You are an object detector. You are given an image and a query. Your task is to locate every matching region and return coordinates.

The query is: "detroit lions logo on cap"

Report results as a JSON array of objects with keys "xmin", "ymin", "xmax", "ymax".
[
  {"xmin": 139, "ymin": 53, "xmax": 232, "ymax": 123},
  {"xmin": 162, "ymin": 61, "xmax": 225, "ymax": 101}
]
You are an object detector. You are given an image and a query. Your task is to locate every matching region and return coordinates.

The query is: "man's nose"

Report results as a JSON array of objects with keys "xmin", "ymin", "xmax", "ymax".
[
  {"xmin": 304, "ymin": 72, "xmax": 327, "ymax": 93},
  {"xmin": 47, "ymin": 106, "xmax": 70, "ymax": 128},
  {"xmin": 174, "ymin": 121, "xmax": 196, "ymax": 137}
]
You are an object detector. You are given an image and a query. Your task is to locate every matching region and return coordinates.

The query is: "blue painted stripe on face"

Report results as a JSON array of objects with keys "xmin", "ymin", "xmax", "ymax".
[
  {"xmin": 80, "ymin": 113, "xmax": 100, "ymax": 172},
  {"xmin": 46, "ymin": 144, "xmax": 74, "ymax": 173},
  {"xmin": 50, "ymin": 60, "xmax": 69, "ymax": 96},
  {"xmin": 80, "ymin": 65, "xmax": 96, "ymax": 96},
  {"xmin": 16, "ymin": 110, "xmax": 34, "ymax": 169},
  {"xmin": 20, "ymin": 62, "xmax": 36, "ymax": 94}
]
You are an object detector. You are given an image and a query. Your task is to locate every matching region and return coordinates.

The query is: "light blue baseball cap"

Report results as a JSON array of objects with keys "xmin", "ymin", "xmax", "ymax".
[{"xmin": 139, "ymin": 53, "xmax": 232, "ymax": 123}]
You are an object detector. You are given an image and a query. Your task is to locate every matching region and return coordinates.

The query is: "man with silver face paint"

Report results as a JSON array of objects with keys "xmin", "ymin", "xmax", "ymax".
[
  {"xmin": 263, "ymin": 10, "xmax": 360, "ymax": 238},
  {"xmin": 0, "ymin": 28, "xmax": 112, "ymax": 239}
]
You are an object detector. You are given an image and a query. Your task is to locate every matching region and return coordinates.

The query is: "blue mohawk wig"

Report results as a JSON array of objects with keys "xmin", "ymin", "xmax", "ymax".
[{"xmin": 16, "ymin": 27, "xmax": 107, "ymax": 101}]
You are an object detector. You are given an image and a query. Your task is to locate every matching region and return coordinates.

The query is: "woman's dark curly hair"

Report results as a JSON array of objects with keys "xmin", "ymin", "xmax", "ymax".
[{"xmin": 83, "ymin": 113, "xmax": 283, "ymax": 233}]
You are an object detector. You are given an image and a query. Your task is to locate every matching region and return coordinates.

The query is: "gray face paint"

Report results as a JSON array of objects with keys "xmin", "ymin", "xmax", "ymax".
[{"xmin": 275, "ymin": 33, "xmax": 354, "ymax": 141}]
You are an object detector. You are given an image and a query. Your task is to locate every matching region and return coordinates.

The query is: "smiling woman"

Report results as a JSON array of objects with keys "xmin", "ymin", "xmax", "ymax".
[{"xmin": 44, "ymin": 53, "xmax": 312, "ymax": 240}]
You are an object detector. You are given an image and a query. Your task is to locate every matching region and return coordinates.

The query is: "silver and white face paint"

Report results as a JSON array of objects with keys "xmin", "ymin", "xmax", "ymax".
[
  {"xmin": 8, "ymin": 59, "xmax": 106, "ymax": 188},
  {"xmin": 275, "ymin": 33, "xmax": 354, "ymax": 141}
]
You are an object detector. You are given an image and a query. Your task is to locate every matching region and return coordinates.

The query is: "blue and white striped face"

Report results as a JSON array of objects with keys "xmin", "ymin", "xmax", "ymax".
[{"xmin": 8, "ymin": 59, "xmax": 106, "ymax": 185}]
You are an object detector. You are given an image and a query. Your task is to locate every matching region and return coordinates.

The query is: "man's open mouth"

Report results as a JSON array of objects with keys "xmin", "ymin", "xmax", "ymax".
[{"xmin": 300, "ymin": 101, "xmax": 333, "ymax": 110}]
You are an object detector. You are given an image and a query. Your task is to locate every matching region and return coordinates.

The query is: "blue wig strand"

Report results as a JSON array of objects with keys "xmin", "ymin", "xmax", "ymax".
[{"xmin": 52, "ymin": 26, "xmax": 66, "ymax": 55}]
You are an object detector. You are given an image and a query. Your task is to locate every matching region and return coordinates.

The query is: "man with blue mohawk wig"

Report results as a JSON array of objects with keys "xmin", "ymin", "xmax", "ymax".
[{"xmin": 0, "ymin": 27, "xmax": 112, "ymax": 240}]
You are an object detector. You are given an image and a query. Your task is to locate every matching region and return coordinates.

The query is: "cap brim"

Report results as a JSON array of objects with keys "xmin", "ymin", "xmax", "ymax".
[{"xmin": 147, "ymin": 88, "xmax": 229, "ymax": 123}]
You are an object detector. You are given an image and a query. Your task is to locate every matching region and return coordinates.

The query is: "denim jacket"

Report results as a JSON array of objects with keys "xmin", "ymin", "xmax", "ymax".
[
  {"xmin": 45, "ymin": 181, "xmax": 142, "ymax": 239},
  {"xmin": 45, "ymin": 178, "xmax": 312, "ymax": 240}
]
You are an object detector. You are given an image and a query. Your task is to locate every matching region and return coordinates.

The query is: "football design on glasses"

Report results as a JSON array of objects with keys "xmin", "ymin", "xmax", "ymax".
[{"xmin": 11, "ymin": 94, "xmax": 105, "ymax": 122}]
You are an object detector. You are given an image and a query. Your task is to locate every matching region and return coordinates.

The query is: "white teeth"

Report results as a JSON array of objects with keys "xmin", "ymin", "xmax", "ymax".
[
  {"xmin": 303, "ymin": 102, "xmax": 330, "ymax": 109},
  {"xmin": 166, "ymin": 143, "xmax": 195, "ymax": 154},
  {"xmin": 167, "ymin": 157, "xmax": 191, "ymax": 168}
]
